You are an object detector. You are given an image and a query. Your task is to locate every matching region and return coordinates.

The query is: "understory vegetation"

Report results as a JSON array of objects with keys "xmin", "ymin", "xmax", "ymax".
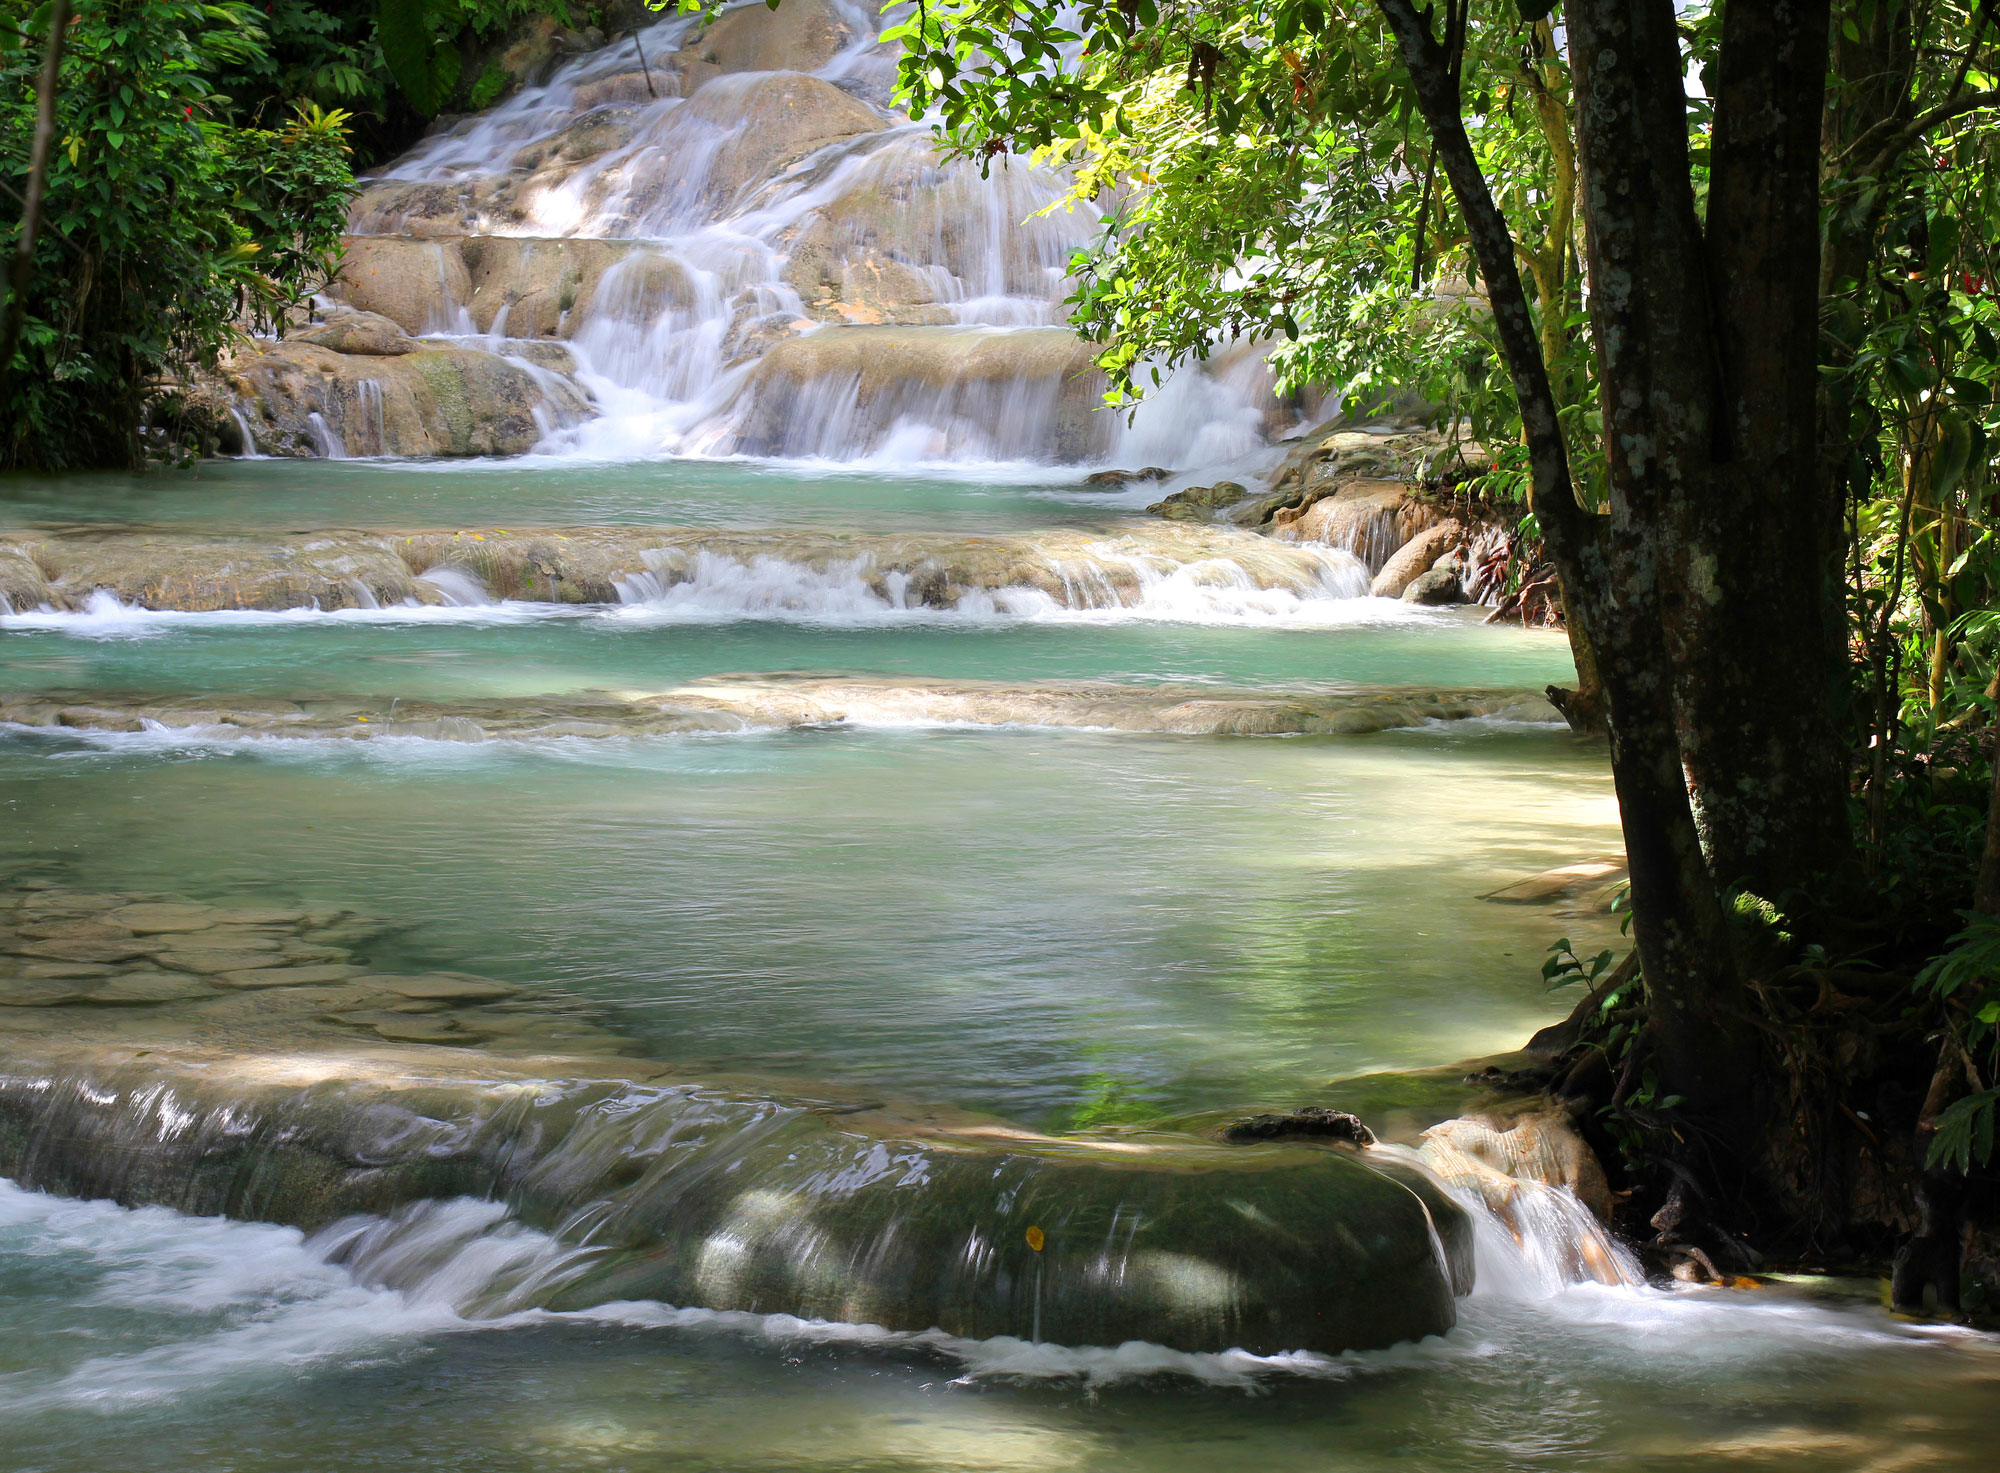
[
  {"xmin": 866, "ymin": 0, "xmax": 2000, "ymax": 1310},
  {"xmin": 0, "ymin": 0, "xmax": 639, "ymax": 470}
]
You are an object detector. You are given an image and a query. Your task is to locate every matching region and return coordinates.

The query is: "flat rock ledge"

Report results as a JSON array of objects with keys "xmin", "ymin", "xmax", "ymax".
[
  {"xmin": 0, "ymin": 523, "xmax": 1365, "ymax": 615},
  {"xmin": 0, "ymin": 678, "xmax": 1560, "ymax": 742}
]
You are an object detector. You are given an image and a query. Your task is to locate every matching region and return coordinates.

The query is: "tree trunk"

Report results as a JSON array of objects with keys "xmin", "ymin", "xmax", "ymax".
[
  {"xmin": 1377, "ymin": 0, "xmax": 1753, "ymax": 1136},
  {"xmin": 1683, "ymin": 0, "xmax": 1850, "ymax": 901},
  {"xmin": 1561, "ymin": 0, "xmax": 1760, "ymax": 1128}
]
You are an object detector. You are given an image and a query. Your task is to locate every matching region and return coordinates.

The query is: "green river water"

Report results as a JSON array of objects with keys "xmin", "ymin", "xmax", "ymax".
[{"xmin": 2, "ymin": 458, "xmax": 1996, "ymax": 1471}]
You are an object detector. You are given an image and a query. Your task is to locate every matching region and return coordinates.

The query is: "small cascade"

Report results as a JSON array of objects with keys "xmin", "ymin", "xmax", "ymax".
[
  {"xmin": 1, "ymin": 521, "xmax": 1384, "ymax": 622},
  {"xmin": 1398, "ymin": 1116, "xmax": 1645, "ymax": 1294},
  {"xmin": 354, "ymin": 379, "xmax": 386, "ymax": 456},
  {"xmin": 305, "ymin": 411, "xmax": 348, "ymax": 459},
  {"xmin": 320, "ymin": 1, "xmax": 1300, "ymax": 468},
  {"xmin": 415, "ymin": 565, "xmax": 499, "ymax": 606},
  {"xmin": 0, "ymin": 1042, "xmax": 1474, "ymax": 1357},
  {"xmin": 604, "ymin": 536, "xmax": 1370, "ymax": 621},
  {"xmin": 228, "ymin": 407, "xmax": 263, "ymax": 458}
]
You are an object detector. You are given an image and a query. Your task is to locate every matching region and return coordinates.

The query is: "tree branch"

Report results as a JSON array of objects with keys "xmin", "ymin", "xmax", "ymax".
[
  {"xmin": 1373, "ymin": 0, "xmax": 1588, "ymax": 556},
  {"xmin": 1861, "ymin": 86, "xmax": 2000, "ymax": 180},
  {"xmin": 1947, "ymin": 0, "xmax": 1999, "ymax": 110}
]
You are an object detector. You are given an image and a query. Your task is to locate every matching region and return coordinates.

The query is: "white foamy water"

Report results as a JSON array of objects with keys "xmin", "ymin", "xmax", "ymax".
[{"xmin": 0, "ymin": 546, "xmax": 1427, "ymax": 636}]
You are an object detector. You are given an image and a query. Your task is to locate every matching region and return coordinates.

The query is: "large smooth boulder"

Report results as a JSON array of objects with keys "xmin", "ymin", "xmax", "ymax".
[
  {"xmin": 461, "ymin": 236, "xmax": 694, "ymax": 337},
  {"xmin": 290, "ymin": 310, "xmax": 421, "ymax": 356},
  {"xmin": 732, "ymin": 325, "xmax": 1109, "ymax": 460},
  {"xmin": 221, "ymin": 340, "xmax": 592, "ymax": 459},
  {"xmin": 1370, "ymin": 520, "xmax": 1463, "ymax": 599},
  {"xmin": 334, "ymin": 236, "xmax": 471, "ymax": 333},
  {"xmin": 1402, "ymin": 567, "xmax": 1465, "ymax": 605}
]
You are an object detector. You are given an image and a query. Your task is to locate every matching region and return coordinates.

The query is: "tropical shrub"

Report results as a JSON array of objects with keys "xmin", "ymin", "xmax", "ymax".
[{"xmin": 0, "ymin": 0, "xmax": 355, "ymax": 469}]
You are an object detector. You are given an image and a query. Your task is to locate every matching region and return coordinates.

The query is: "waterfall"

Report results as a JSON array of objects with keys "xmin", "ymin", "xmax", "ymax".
[
  {"xmin": 330, "ymin": 1, "xmax": 1301, "ymax": 470},
  {"xmin": 355, "ymin": 379, "xmax": 386, "ymax": 456},
  {"xmin": 228, "ymin": 406, "xmax": 263, "ymax": 458},
  {"xmin": 305, "ymin": 411, "xmax": 348, "ymax": 459}
]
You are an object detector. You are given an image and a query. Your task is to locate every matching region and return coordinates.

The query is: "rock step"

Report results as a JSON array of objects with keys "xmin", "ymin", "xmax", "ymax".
[
  {"xmin": 1, "ymin": 521, "xmax": 1363, "ymax": 614},
  {"xmin": 0, "ymin": 679, "xmax": 1561, "ymax": 742}
]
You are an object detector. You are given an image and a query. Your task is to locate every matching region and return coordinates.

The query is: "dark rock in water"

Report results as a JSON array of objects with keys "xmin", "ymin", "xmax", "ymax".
[
  {"xmin": 1221, "ymin": 1106, "xmax": 1378, "ymax": 1146},
  {"xmin": 1083, "ymin": 468, "xmax": 1135, "ymax": 486},
  {"xmin": 1402, "ymin": 568, "xmax": 1465, "ymax": 605},
  {"xmin": 1148, "ymin": 480, "xmax": 1250, "ymax": 522}
]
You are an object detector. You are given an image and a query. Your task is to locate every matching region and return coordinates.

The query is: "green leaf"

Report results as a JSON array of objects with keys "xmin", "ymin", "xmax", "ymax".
[
  {"xmin": 1932, "ymin": 408, "xmax": 1973, "ymax": 501},
  {"xmin": 378, "ymin": 0, "xmax": 438, "ymax": 115},
  {"xmin": 1927, "ymin": 1089, "xmax": 2000, "ymax": 1172},
  {"xmin": 468, "ymin": 63, "xmax": 509, "ymax": 112},
  {"xmin": 431, "ymin": 41, "xmax": 462, "ymax": 105}
]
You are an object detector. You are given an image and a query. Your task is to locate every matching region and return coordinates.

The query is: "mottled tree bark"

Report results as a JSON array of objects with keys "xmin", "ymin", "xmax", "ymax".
[
  {"xmin": 1560, "ymin": 0, "xmax": 1771, "ymax": 1126},
  {"xmin": 1379, "ymin": 0, "xmax": 1856, "ymax": 1150},
  {"xmin": 1688, "ymin": 0, "xmax": 1850, "ymax": 899}
]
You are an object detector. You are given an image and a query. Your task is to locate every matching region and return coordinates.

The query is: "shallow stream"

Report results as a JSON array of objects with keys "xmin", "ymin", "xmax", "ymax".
[
  {"xmin": 3, "ymin": 5, "xmax": 1995, "ymax": 1451},
  {"xmin": 4, "ymin": 453, "xmax": 1997, "ymax": 1470}
]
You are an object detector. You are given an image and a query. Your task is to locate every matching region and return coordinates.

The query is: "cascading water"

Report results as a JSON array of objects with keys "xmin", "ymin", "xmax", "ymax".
[
  {"xmin": 325, "ymin": 1, "xmax": 1299, "ymax": 470},
  {"xmin": 305, "ymin": 410, "xmax": 348, "ymax": 459}
]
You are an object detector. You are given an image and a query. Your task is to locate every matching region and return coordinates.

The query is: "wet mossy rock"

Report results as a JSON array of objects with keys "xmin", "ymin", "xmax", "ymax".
[
  {"xmin": 1226, "ymin": 417, "xmax": 1498, "ymax": 593},
  {"xmin": 218, "ymin": 341, "xmax": 592, "ymax": 459},
  {"xmin": 1402, "ymin": 566, "xmax": 1467, "ymax": 606},
  {"xmin": 1221, "ymin": 1106, "xmax": 1377, "ymax": 1144},
  {"xmin": 0, "ymin": 1037, "xmax": 1473, "ymax": 1355},
  {"xmin": 1147, "ymin": 481, "xmax": 1250, "ymax": 522}
]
